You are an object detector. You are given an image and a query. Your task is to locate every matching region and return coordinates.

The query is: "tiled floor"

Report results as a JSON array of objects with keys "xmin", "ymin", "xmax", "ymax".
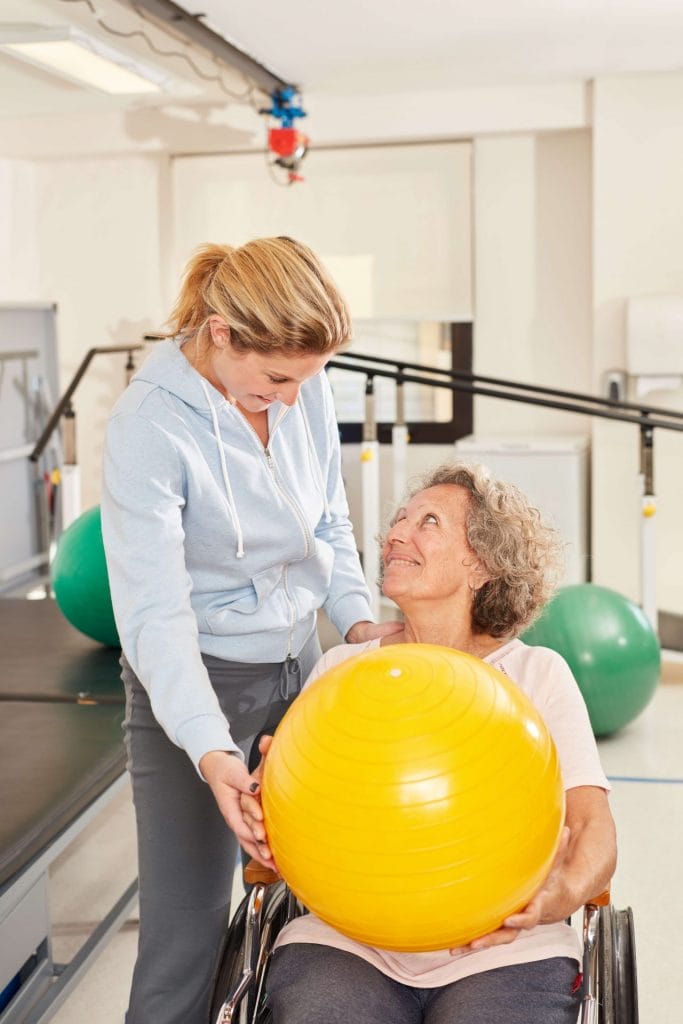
[{"xmin": 40, "ymin": 671, "xmax": 683, "ymax": 1023}]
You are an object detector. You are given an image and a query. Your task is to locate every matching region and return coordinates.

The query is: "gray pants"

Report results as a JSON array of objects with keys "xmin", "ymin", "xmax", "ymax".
[
  {"xmin": 121, "ymin": 633, "xmax": 322, "ymax": 1024},
  {"xmin": 267, "ymin": 945, "xmax": 582, "ymax": 1024}
]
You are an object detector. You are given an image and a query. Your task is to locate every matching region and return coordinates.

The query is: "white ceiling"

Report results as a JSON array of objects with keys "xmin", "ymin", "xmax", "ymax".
[
  {"xmin": 191, "ymin": 0, "xmax": 683, "ymax": 93},
  {"xmin": 1, "ymin": 0, "xmax": 683, "ymax": 154}
]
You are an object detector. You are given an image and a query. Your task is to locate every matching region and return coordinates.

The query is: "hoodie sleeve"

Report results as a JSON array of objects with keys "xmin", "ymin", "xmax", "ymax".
[
  {"xmin": 101, "ymin": 410, "xmax": 242, "ymax": 774},
  {"xmin": 313, "ymin": 375, "xmax": 374, "ymax": 639}
]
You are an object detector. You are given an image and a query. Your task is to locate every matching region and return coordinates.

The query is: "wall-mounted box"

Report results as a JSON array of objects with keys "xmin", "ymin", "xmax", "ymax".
[{"xmin": 626, "ymin": 294, "xmax": 683, "ymax": 376}]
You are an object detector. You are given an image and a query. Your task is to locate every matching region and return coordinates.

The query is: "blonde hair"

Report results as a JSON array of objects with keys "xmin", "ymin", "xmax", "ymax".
[
  {"xmin": 386, "ymin": 461, "xmax": 565, "ymax": 638},
  {"xmin": 165, "ymin": 236, "xmax": 351, "ymax": 357}
]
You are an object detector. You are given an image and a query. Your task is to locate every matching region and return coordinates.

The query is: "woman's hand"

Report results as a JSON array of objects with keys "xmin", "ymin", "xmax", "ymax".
[
  {"xmin": 238, "ymin": 735, "xmax": 275, "ymax": 865},
  {"xmin": 455, "ymin": 786, "xmax": 616, "ymax": 955},
  {"xmin": 345, "ymin": 620, "xmax": 403, "ymax": 644},
  {"xmin": 199, "ymin": 748, "xmax": 274, "ymax": 869},
  {"xmin": 458, "ymin": 828, "xmax": 571, "ymax": 953}
]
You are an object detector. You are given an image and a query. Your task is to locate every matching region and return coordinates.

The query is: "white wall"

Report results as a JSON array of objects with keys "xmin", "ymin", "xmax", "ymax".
[
  {"xmin": 171, "ymin": 143, "xmax": 473, "ymax": 321},
  {"xmin": 304, "ymin": 81, "xmax": 589, "ymax": 146},
  {"xmin": 0, "ymin": 156, "xmax": 168, "ymax": 509},
  {"xmin": 473, "ymin": 130, "xmax": 593, "ymax": 437},
  {"xmin": 0, "ymin": 160, "xmax": 40, "ymax": 300},
  {"xmin": 592, "ymin": 73, "xmax": 683, "ymax": 612}
]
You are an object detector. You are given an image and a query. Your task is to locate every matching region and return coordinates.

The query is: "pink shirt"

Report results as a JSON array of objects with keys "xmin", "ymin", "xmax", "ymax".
[{"xmin": 274, "ymin": 637, "xmax": 609, "ymax": 987}]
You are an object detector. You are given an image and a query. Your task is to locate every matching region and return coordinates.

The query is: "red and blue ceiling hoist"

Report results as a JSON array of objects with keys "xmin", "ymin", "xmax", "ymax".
[{"xmin": 262, "ymin": 86, "xmax": 309, "ymax": 184}]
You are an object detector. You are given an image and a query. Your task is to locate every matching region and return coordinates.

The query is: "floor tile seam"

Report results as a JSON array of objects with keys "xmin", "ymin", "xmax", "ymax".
[{"xmin": 607, "ymin": 774, "xmax": 683, "ymax": 784}]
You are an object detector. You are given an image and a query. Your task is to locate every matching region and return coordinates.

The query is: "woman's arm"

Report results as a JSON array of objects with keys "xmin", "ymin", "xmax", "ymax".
[
  {"xmin": 516, "ymin": 785, "xmax": 617, "ymax": 924},
  {"xmin": 102, "ymin": 412, "xmax": 239, "ymax": 770},
  {"xmin": 464, "ymin": 785, "xmax": 616, "ymax": 952}
]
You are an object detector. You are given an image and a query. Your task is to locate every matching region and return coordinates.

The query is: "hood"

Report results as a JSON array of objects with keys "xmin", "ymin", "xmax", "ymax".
[{"xmin": 135, "ymin": 339, "xmax": 225, "ymax": 415}]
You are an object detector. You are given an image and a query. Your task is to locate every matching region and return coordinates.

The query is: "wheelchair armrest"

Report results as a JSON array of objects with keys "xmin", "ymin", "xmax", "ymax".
[
  {"xmin": 243, "ymin": 859, "xmax": 281, "ymax": 887},
  {"xmin": 585, "ymin": 888, "xmax": 611, "ymax": 908}
]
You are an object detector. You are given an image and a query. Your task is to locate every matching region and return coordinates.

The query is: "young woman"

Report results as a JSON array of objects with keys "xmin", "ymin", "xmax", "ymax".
[{"xmin": 101, "ymin": 236, "xmax": 398, "ymax": 1024}]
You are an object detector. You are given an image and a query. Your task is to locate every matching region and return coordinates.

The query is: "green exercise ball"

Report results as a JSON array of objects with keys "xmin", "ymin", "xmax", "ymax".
[
  {"xmin": 522, "ymin": 583, "xmax": 660, "ymax": 736},
  {"xmin": 51, "ymin": 505, "xmax": 120, "ymax": 648}
]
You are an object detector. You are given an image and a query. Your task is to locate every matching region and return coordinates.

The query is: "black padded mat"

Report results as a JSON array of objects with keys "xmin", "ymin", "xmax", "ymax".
[
  {"xmin": 0, "ymin": 700, "xmax": 126, "ymax": 889},
  {"xmin": 0, "ymin": 598, "xmax": 124, "ymax": 703}
]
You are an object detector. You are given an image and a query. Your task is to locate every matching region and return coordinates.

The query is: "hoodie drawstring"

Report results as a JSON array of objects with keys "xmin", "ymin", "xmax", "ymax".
[
  {"xmin": 199, "ymin": 379, "xmax": 245, "ymax": 558},
  {"xmin": 198, "ymin": 379, "xmax": 331, "ymax": 556}
]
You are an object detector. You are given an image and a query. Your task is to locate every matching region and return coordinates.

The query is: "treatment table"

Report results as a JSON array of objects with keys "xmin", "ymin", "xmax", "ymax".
[{"xmin": 0, "ymin": 598, "xmax": 137, "ymax": 1023}]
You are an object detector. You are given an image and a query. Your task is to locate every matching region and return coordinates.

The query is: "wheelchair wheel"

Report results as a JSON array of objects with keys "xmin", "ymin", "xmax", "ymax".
[
  {"xmin": 597, "ymin": 905, "xmax": 638, "ymax": 1024},
  {"xmin": 210, "ymin": 882, "xmax": 303, "ymax": 1024},
  {"xmin": 613, "ymin": 907, "xmax": 638, "ymax": 1024},
  {"xmin": 597, "ymin": 905, "xmax": 615, "ymax": 1023}
]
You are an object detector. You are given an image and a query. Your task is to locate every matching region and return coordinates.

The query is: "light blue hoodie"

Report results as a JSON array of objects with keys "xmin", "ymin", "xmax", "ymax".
[{"xmin": 101, "ymin": 340, "xmax": 372, "ymax": 770}]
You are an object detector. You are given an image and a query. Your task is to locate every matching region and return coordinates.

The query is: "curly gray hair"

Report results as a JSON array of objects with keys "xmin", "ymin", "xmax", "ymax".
[{"xmin": 383, "ymin": 461, "xmax": 565, "ymax": 638}]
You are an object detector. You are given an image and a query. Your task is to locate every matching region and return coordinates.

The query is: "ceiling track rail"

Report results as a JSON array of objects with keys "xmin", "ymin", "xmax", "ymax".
[{"xmin": 131, "ymin": 0, "xmax": 294, "ymax": 95}]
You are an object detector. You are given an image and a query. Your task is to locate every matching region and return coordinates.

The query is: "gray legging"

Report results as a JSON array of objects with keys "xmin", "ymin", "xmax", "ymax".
[
  {"xmin": 267, "ymin": 945, "xmax": 582, "ymax": 1024},
  {"xmin": 121, "ymin": 633, "xmax": 321, "ymax": 1024}
]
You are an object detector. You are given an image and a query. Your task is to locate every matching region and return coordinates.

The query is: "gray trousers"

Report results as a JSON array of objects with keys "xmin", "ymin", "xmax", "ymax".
[
  {"xmin": 121, "ymin": 632, "xmax": 322, "ymax": 1024},
  {"xmin": 267, "ymin": 945, "xmax": 582, "ymax": 1024}
]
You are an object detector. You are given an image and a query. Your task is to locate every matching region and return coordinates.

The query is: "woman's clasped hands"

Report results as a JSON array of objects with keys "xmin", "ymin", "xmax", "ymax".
[{"xmin": 200, "ymin": 745, "xmax": 275, "ymax": 868}]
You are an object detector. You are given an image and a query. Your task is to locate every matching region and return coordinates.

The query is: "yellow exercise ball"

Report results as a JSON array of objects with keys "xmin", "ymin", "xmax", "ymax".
[{"xmin": 262, "ymin": 644, "xmax": 564, "ymax": 952}]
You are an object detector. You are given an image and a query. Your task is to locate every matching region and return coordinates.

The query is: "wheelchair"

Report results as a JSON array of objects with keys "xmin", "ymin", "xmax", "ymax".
[
  {"xmin": 210, "ymin": 866, "xmax": 638, "ymax": 1024},
  {"xmin": 210, "ymin": 864, "xmax": 302, "ymax": 1024}
]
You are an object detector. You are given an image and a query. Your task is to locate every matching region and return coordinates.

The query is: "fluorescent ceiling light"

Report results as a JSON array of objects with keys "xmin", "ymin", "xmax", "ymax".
[
  {"xmin": 0, "ymin": 24, "xmax": 167, "ymax": 94},
  {"xmin": 4, "ymin": 40, "xmax": 161, "ymax": 94}
]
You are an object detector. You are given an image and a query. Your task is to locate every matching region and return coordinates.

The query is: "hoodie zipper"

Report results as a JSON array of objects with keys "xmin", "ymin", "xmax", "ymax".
[
  {"xmin": 214, "ymin": 398, "xmax": 320, "ymax": 658},
  {"xmin": 238, "ymin": 414, "xmax": 316, "ymax": 657},
  {"xmin": 234, "ymin": 404, "xmax": 316, "ymax": 559},
  {"xmin": 263, "ymin": 444, "xmax": 315, "ymax": 657},
  {"xmin": 263, "ymin": 446, "xmax": 315, "ymax": 559}
]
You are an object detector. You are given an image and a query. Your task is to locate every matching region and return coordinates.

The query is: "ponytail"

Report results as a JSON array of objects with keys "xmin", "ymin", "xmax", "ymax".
[{"xmin": 167, "ymin": 244, "xmax": 234, "ymax": 337}]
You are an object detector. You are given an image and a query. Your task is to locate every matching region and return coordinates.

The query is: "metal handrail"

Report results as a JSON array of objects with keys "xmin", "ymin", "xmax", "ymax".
[
  {"xmin": 328, "ymin": 358, "xmax": 683, "ymax": 433},
  {"xmin": 334, "ymin": 350, "xmax": 683, "ymax": 422},
  {"xmin": 29, "ymin": 345, "xmax": 143, "ymax": 463}
]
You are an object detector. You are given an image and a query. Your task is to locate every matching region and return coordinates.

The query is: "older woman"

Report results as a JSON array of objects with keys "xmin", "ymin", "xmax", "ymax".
[{"xmin": 243, "ymin": 461, "xmax": 616, "ymax": 1024}]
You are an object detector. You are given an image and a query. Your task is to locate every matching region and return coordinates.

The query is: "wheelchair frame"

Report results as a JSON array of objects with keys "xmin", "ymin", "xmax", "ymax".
[
  {"xmin": 211, "ymin": 878, "xmax": 299, "ymax": 1024},
  {"xmin": 210, "ymin": 875, "xmax": 638, "ymax": 1024}
]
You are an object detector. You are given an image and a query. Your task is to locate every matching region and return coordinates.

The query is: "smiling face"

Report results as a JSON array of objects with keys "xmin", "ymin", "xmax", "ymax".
[
  {"xmin": 212, "ymin": 345, "xmax": 330, "ymax": 412},
  {"xmin": 381, "ymin": 484, "xmax": 487, "ymax": 608},
  {"xmin": 190, "ymin": 316, "xmax": 331, "ymax": 411}
]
